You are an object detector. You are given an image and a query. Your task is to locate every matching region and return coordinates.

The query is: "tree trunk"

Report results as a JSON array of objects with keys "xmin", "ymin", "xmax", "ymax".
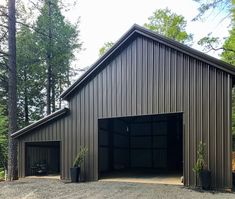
[
  {"xmin": 46, "ymin": 0, "xmax": 52, "ymax": 115},
  {"xmin": 51, "ymin": 74, "xmax": 55, "ymax": 112},
  {"xmin": 59, "ymin": 76, "xmax": 62, "ymax": 109},
  {"xmin": 7, "ymin": 0, "xmax": 18, "ymax": 181},
  {"xmin": 24, "ymin": 69, "xmax": 29, "ymax": 125}
]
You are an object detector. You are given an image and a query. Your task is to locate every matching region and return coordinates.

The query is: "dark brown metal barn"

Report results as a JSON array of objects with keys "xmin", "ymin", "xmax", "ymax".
[{"xmin": 12, "ymin": 24, "xmax": 235, "ymax": 189}]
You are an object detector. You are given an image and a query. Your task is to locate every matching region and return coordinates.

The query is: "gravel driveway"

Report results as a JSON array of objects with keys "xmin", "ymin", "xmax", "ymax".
[{"xmin": 0, "ymin": 178, "xmax": 234, "ymax": 199}]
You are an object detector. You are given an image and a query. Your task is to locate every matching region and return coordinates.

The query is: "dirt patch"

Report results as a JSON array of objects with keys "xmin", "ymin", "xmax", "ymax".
[{"xmin": 0, "ymin": 178, "xmax": 234, "ymax": 199}]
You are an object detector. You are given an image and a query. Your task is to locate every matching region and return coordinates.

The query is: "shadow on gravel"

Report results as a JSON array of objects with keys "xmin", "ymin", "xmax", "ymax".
[
  {"xmin": 61, "ymin": 180, "xmax": 89, "ymax": 185},
  {"xmin": 61, "ymin": 180, "xmax": 72, "ymax": 184},
  {"xmin": 183, "ymin": 186, "xmax": 235, "ymax": 195}
]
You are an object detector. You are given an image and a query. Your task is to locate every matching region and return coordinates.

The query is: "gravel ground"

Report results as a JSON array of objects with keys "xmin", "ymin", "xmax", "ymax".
[{"xmin": 0, "ymin": 178, "xmax": 235, "ymax": 199}]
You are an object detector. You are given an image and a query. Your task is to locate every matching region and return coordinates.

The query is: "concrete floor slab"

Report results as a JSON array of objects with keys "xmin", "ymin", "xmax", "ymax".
[
  {"xmin": 25, "ymin": 175, "xmax": 60, "ymax": 180},
  {"xmin": 99, "ymin": 171, "xmax": 183, "ymax": 185}
]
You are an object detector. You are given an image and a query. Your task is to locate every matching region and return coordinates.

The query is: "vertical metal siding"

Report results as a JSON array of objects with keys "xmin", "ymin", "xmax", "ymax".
[{"xmin": 18, "ymin": 35, "xmax": 232, "ymax": 189}]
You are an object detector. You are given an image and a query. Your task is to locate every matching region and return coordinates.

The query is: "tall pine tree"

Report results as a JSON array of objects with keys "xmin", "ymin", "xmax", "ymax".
[
  {"xmin": 34, "ymin": 0, "xmax": 81, "ymax": 114},
  {"xmin": 16, "ymin": 26, "xmax": 45, "ymax": 127}
]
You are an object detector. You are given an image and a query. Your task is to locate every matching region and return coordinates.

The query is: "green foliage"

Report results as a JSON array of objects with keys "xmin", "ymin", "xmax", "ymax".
[
  {"xmin": 16, "ymin": 26, "xmax": 45, "ymax": 127},
  {"xmin": 100, "ymin": 8, "xmax": 193, "ymax": 55},
  {"xmin": 220, "ymin": 2, "xmax": 235, "ymax": 134},
  {"xmin": 221, "ymin": 29, "xmax": 235, "ymax": 65},
  {"xmin": 197, "ymin": 35, "xmax": 220, "ymax": 52},
  {"xmin": 0, "ymin": 105, "xmax": 8, "ymax": 170},
  {"xmin": 221, "ymin": 28, "xmax": 235, "ymax": 135},
  {"xmin": 15, "ymin": 0, "xmax": 82, "ymax": 125},
  {"xmin": 99, "ymin": 42, "xmax": 114, "ymax": 56},
  {"xmin": 73, "ymin": 147, "xmax": 88, "ymax": 167},
  {"xmin": 0, "ymin": 5, "xmax": 8, "ymax": 113},
  {"xmin": 144, "ymin": 8, "xmax": 193, "ymax": 45},
  {"xmin": 195, "ymin": 1, "xmax": 235, "ymax": 135},
  {"xmin": 34, "ymin": 0, "xmax": 81, "ymax": 111},
  {"xmin": 196, "ymin": 0, "xmax": 235, "ymax": 53},
  {"xmin": 0, "ymin": 168, "xmax": 5, "ymax": 181},
  {"xmin": 193, "ymin": 141, "xmax": 207, "ymax": 175}
]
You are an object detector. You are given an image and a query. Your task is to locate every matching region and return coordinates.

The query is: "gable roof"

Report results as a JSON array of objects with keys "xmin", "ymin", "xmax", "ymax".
[
  {"xmin": 11, "ymin": 108, "xmax": 69, "ymax": 139},
  {"xmin": 61, "ymin": 24, "xmax": 235, "ymax": 100}
]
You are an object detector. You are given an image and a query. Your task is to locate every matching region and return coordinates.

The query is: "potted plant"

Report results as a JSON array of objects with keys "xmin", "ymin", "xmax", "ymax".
[
  {"xmin": 232, "ymin": 155, "xmax": 235, "ymax": 185},
  {"xmin": 193, "ymin": 141, "xmax": 211, "ymax": 190},
  {"xmin": 70, "ymin": 147, "xmax": 88, "ymax": 183}
]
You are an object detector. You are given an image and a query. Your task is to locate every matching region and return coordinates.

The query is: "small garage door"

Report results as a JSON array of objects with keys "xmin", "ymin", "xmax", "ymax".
[{"xmin": 25, "ymin": 141, "xmax": 60, "ymax": 176}]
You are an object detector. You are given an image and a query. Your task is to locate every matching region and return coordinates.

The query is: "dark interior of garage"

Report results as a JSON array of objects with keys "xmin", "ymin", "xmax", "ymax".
[
  {"xmin": 98, "ymin": 113, "xmax": 183, "ymax": 182},
  {"xmin": 25, "ymin": 141, "xmax": 60, "ymax": 176}
]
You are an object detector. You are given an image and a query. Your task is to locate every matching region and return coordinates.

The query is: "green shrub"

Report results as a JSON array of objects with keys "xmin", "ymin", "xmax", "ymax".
[
  {"xmin": 193, "ymin": 141, "xmax": 206, "ymax": 175},
  {"xmin": 73, "ymin": 147, "xmax": 88, "ymax": 167},
  {"xmin": 0, "ymin": 105, "xmax": 8, "ymax": 170},
  {"xmin": 0, "ymin": 168, "xmax": 5, "ymax": 181}
]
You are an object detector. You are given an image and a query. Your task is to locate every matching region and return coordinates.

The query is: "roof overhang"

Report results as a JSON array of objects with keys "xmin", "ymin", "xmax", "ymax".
[
  {"xmin": 61, "ymin": 24, "xmax": 235, "ymax": 100},
  {"xmin": 11, "ymin": 108, "xmax": 69, "ymax": 139}
]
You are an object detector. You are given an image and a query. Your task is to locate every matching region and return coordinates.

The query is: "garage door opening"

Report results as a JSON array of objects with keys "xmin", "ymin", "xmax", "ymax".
[
  {"xmin": 25, "ymin": 141, "xmax": 61, "ymax": 178},
  {"xmin": 98, "ymin": 113, "xmax": 183, "ymax": 185}
]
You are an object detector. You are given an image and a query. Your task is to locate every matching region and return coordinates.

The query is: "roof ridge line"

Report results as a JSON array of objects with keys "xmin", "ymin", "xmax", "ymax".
[{"xmin": 60, "ymin": 24, "xmax": 235, "ymax": 100}]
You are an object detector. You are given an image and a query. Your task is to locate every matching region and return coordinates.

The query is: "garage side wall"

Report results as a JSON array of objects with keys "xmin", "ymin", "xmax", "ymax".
[{"xmin": 18, "ymin": 35, "xmax": 232, "ymax": 189}]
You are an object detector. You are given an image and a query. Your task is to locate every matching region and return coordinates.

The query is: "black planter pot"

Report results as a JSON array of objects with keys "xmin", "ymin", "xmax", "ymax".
[
  {"xmin": 70, "ymin": 167, "xmax": 81, "ymax": 183},
  {"xmin": 199, "ymin": 169, "xmax": 211, "ymax": 190}
]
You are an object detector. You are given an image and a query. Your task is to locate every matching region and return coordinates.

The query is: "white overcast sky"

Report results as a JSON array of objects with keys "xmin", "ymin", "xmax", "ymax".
[{"xmin": 64, "ymin": 0, "xmax": 230, "ymax": 74}]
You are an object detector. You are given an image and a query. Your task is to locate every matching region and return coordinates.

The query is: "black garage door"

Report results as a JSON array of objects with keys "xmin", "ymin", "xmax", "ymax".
[
  {"xmin": 98, "ymin": 113, "xmax": 183, "ymax": 177},
  {"xmin": 25, "ymin": 141, "xmax": 60, "ymax": 176}
]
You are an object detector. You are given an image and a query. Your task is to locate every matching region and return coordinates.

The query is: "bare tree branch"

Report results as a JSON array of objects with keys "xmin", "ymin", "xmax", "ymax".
[
  {"xmin": 15, "ymin": 20, "xmax": 47, "ymax": 37},
  {"xmin": 0, "ymin": 24, "xmax": 8, "ymax": 29},
  {"xmin": 205, "ymin": 42, "xmax": 235, "ymax": 53},
  {"xmin": 0, "ymin": 7, "xmax": 8, "ymax": 17},
  {"xmin": 0, "ymin": 31, "xmax": 7, "ymax": 42},
  {"xmin": 0, "ymin": 51, "xmax": 8, "ymax": 57}
]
